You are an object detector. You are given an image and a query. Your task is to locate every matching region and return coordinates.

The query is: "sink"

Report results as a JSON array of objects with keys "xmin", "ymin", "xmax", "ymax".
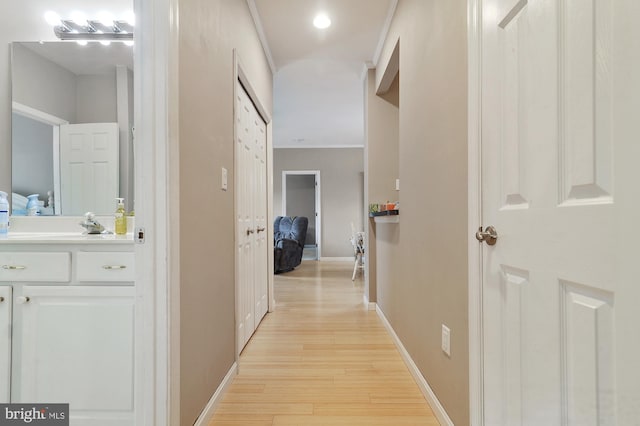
[{"xmin": 0, "ymin": 232, "xmax": 133, "ymax": 244}]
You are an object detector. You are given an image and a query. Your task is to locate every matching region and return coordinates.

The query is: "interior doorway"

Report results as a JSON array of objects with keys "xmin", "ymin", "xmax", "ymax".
[{"xmin": 281, "ymin": 170, "xmax": 320, "ymax": 260}]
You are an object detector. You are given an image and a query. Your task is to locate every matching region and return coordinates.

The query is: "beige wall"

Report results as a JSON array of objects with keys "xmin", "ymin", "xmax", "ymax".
[
  {"xmin": 273, "ymin": 148, "xmax": 364, "ymax": 258},
  {"xmin": 365, "ymin": 69, "xmax": 399, "ymax": 303},
  {"xmin": 372, "ymin": 0, "xmax": 469, "ymax": 424},
  {"xmin": 177, "ymin": 0, "xmax": 272, "ymax": 424}
]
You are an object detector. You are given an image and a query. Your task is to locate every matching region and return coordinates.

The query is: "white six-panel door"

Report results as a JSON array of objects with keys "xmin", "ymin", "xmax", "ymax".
[
  {"xmin": 480, "ymin": 0, "xmax": 640, "ymax": 424},
  {"xmin": 253, "ymin": 111, "xmax": 268, "ymax": 326},
  {"xmin": 60, "ymin": 123, "xmax": 119, "ymax": 215},
  {"xmin": 236, "ymin": 81, "xmax": 268, "ymax": 353}
]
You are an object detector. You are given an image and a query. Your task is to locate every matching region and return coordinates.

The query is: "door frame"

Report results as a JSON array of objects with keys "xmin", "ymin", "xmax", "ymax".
[
  {"xmin": 233, "ymin": 50, "xmax": 274, "ymax": 359},
  {"xmin": 135, "ymin": 0, "xmax": 178, "ymax": 423},
  {"xmin": 11, "ymin": 102, "xmax": 67, "ymax": 216},
  {"xmin": 467, "ymin": 0, "xmax": 484, "ymax": 425},
  {"xmin": 281, "ymin": 170, "xmax": 321, "ymax": 259}
]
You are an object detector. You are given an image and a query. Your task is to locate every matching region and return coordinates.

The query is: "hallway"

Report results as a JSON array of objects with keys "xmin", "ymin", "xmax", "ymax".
[{"xmin": 210, "ymin": 261, "xmax": 439, "ymax": 425}]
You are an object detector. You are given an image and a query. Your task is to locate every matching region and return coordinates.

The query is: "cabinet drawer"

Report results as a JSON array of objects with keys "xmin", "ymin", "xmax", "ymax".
[
  {"xmin": 76, "ymin": 252, "xmax": 135, "ymax": 282},
  {"xmin": 0, "ymin": 253, "xmax": 70, "ymax": 282}
]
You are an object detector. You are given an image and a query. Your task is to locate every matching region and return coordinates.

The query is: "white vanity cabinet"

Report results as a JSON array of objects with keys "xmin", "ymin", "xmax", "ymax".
[
  {"xmin": 0, "ymin": 285, "xmax": 11, "ymax": 403},
  {"xmin": 0, "ymin": 239, "xmax": 135, "ymax": 426}
]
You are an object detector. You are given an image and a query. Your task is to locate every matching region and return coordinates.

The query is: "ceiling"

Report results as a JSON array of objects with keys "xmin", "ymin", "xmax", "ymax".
[{"xmin": 250, "ymin": 0, "xmax": 396, "ymax": 148}]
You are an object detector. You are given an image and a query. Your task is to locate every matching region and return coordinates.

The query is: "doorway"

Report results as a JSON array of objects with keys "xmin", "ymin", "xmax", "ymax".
[
  {"xmin": 281, "ymin": 170, "xmax": 320, "ymax": 260},
  {"xmin": 11, "ymin": 104, "xmax": 67, "ymax": 216}
]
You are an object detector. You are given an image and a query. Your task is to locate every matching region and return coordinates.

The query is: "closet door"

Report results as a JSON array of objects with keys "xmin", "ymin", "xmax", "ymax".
[
  {"xmin": 235, "ymin": 81, "xmax": 268, "ymax": 353},
  {"xmin": 252, "ymin": 109, "xmax": 268, "ymax": 326}
]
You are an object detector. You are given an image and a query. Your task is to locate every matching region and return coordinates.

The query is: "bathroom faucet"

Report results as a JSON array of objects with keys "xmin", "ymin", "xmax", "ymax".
[{"xmin": 79, "ymin": 212, "xmax": 111, "ymax": 234}]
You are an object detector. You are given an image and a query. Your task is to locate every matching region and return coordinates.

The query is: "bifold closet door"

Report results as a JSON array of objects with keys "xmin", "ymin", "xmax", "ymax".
[{"xmin": 236, "ymin": 81, "xmax": 268, "ymax": 353}]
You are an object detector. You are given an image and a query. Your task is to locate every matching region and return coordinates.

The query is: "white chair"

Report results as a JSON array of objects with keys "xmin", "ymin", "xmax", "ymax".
[{"xmin": 350, "ymin": 230, "xmax": 365, "ymax": 281}]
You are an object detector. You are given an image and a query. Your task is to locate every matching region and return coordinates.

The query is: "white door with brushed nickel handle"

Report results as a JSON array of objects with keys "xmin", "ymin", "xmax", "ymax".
[
  {"xmin": 235, "ymin": 80, "xmax": 269, "ymax": 353},
  {"xmin": 478, "ymin": 0, "xmax": 640, "ymax": 424}
]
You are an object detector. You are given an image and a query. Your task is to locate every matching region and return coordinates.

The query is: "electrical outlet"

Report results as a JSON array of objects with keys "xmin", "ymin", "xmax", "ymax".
[
  {"xmin": 442, "ymin": 324, "xmax": 451, "ymax": 357},
  {"xmin": 221, "ymin": 167, "xmax": 228, "ymax": 191}
]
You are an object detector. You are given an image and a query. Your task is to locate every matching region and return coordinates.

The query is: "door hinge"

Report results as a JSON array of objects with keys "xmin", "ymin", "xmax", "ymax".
[{"xmin": 135, "ymin": 227, "xmax": 146, "ymax": 244}]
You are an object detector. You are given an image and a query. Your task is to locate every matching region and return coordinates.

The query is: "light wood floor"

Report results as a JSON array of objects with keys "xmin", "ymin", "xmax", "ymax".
[{"xmin": 209, "ymin": 261, "xmax": 439, "ymax": 426}]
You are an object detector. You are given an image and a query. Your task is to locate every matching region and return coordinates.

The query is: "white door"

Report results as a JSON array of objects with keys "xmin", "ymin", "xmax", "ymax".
[
  {"xmin": 480, "ymin": 0, "xmax": 640, "ymax": 425},
  {"xmin": 252, "ymin": 110, "xmax": 268, "ymax": 325},
  {"xmin": 60, "ymin": 123, "xmax": 119, "ymax": 215},
  {"xmin": 0, "ymin": 286, "xmax": 11, "ymax": 403},
  {"xmin": 235, "ymin": 81, "xmax": 268, "ymax": 352},
  {"xmin": 12, "ymin": 286, "xmax": 135, "ymax": 426}
]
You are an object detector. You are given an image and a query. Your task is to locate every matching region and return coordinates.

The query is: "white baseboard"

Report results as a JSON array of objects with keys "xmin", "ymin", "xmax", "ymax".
[
  {"xmin": 319, "ymin": 256, "xmax": 353, "ymax": 262},
  {"xmin": 363, "ymin": 295, "xmax": 378, "ymax": 311},
  {"xmin": 193, "ymin": 362, "xmax": 238, "ymax": 426},
  {"xmin": 362, "ymin": 295, "xmax": 377, "ymax": 311},
  {"xmin": 376, "ymin": 306, "xmax": 455, "ymax": 426}
]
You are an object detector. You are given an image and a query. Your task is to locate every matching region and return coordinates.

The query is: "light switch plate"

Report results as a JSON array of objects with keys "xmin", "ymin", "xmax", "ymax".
[
  {"xmin": 442, "ymin": 324, "xmax": 451, "ymax": 357},
  {"xmin": 221, "ymin": 167, "xmax": 228, "ymax": 191},
  {"xmin": 395, "ymin": 179, "xmax": 400, "ymax": 190}
]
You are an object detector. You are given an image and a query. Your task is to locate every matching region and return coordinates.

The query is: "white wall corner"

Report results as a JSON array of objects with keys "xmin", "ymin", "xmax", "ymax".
[
  {"xmin": 376, "ymin": 306, "xmax": 455, "ymax": 426},
  {"xmin": 193, "ymin": 362, "xmax": 238, "ymax": 426}
]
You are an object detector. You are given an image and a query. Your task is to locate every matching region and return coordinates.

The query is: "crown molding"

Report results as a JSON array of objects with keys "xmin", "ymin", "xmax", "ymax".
[{"xmin": 247, "ymin": 0, "xmax": 277, "ymax": 74}]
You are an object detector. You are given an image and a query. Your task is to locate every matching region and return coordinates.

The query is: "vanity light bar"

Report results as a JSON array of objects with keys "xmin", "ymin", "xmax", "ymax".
[{"xmin": 50, "ymin": 15, "xmax": 134, "ymax": 41}]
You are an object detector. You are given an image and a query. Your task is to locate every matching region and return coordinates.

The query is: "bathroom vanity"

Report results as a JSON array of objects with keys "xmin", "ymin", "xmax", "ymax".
[{"xmin": 0, "ymin": 222, "xmax": 135, "ymax": 426}]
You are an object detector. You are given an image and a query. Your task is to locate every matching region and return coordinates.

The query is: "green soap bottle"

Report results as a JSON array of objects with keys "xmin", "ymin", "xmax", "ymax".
[{"xmin": 115, "ymin": 198, "xmax": 127, "ymax": 235}]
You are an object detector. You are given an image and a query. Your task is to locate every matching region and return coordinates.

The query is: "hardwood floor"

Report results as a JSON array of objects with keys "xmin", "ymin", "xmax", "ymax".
[{"xmin": 209, "ymin": 260, "xmax": 439, "ymax": 425}]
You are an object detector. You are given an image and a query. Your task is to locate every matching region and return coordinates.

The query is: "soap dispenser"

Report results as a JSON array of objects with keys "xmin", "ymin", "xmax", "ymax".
[
  {"xmin": 26, "ymin": 194, "xmax": 40, "ymax": 216},
  {"xmin": 115, "ymin": 198, "xmax": 127, "ymax": 235},
  {"xmin": 0, "ymin": 191, "xmax": 9, "ymax": 236}
]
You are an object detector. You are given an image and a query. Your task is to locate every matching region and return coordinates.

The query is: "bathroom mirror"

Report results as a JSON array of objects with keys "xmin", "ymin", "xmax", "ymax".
[{"xmin": 11, "ymin": 41, "xmax": 134, "ymax": 216}]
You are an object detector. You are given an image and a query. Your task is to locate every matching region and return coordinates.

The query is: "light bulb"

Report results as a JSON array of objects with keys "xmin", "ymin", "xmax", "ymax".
[
  {"xmin": 70, "ymin": 11, "xmax": 87, "ymax": 26},
  {"xmin": 76, "ymin": 40, "xmax": 88, "ymax": 46},
  {"xmin": 122, "ymin": 10, "xmax": 135, "ymax": 26},
  {"xmin": 97, "ymin": 11, "xmax": 115, "ymax": 27},
  {"xmin": 313, "ymin": 13, "xmax": 331, "ymax": 29},
  {"xmin": 44, "ymin": 11, "xmax": 61, "ymax": 26},
  {"xmin": 124, "ymin": 40, "xmax": 134, "ymax": 47},
  {"xmin": 100, "ymin": 40, "xmax": 111, "ymax": 46}
]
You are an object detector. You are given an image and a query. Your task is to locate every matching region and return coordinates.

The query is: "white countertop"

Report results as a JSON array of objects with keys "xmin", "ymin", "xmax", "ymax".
[
  {"xmin": 0, "ymin": 216, "xmax": 135, "ymax": 244},
  {"xmin": 0, "ymin": 232, "xmax": 134, "ymax": 245}
]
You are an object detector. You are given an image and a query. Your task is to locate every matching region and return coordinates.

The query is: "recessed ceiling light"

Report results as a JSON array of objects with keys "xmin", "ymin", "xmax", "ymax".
[{"xmin": 313, "ymin": 13, "xmax": 331, "ymax": 29}]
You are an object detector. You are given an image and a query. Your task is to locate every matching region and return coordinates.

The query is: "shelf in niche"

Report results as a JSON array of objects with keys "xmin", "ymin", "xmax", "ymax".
[{"xmin": 370, "ymin": 210, "xmax": 399, "ymax": 224}]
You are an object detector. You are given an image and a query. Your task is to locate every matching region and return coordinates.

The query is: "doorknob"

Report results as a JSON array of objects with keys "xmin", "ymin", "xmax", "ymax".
[
  {"xmin": 16, "ymin": 296, "xmax": 30, "ymax": 304},
  {"xmin": 246, "ymin": 228, "xmax": 255, "ymax": 236},
  {"xmin": 256, "ymin": 227, "xmax": 265, "ymax": 233},
  {"xmin": 475, "ymin": 226, "xmax": 498, "ymax": 245}
]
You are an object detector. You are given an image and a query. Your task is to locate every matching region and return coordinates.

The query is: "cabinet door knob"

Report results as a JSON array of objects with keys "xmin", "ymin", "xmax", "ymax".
[
  {"xmin": 16, "ymin": 296, "xmax": 30, "ymax": 304},
  {"xmin": 0, "ymin": 296, "xmax": 4, "ymax": 302}
]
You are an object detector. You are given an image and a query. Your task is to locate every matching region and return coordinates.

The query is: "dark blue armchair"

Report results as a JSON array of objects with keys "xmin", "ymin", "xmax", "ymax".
[{"xmin": 274, "ymin": 216, "xmax": 308, "ymax": 273}]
